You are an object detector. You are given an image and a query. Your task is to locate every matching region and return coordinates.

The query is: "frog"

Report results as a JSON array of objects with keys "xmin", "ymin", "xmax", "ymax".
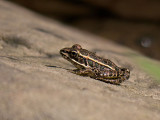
[{"xmin": 60, "ymin": 44, "xmax": 130, "ymax": 85}]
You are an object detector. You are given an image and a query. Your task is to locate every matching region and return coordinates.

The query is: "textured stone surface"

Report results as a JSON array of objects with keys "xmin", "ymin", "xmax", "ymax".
[{"xmin": 0, "ymin": 1, "xmax": 160, "ymax": 120}]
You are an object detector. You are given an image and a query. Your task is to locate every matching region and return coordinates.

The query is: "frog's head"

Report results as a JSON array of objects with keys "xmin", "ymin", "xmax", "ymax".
[{"xmin": 60, "ymin": 44, "xmax": 82, "ymax": 62}]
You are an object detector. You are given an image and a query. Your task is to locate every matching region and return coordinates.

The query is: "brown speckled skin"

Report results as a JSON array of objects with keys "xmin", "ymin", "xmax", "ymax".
[{"xmin": 60, "ymin": 44, "xmax": 130, "ymax": 85}]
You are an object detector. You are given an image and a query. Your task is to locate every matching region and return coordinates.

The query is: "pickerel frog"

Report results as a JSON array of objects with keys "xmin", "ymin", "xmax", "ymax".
[{"xmin": 60, "ymin": 44, "xmax": 130, "ymax": 85}]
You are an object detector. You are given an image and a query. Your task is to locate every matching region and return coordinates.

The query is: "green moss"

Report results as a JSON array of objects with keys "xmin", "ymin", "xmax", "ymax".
[{"xmin": 133, "ymin": 55, "xmax": 160, "ymax": 83}]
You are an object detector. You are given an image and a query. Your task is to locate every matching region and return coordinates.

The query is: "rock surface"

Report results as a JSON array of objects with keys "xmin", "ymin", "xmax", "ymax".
[{"xmin": 0, "ymin": 1, "xmax": 160, "ymax": 120}]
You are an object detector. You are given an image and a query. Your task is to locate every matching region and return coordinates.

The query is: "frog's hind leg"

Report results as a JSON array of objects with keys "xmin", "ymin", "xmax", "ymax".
[{"xmin": 95, "ymin": 77, "xmax": 124, "ymax": 85}]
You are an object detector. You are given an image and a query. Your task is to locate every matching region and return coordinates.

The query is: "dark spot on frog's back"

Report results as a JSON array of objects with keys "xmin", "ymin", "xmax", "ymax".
[
  {"xmin": 89, "ymin": 54, "xmax": 96, "ymax": 60},
  {"xmin": 100, "ymin": 65, "xmax": 105, "ymax": 71},
  {"xmin": 95, "ymin": 62, "xmax": 99, "ymax": 68},
  {"xmin": 108, "ymin": 60, "xmax": 113, "ymax": 67},
  {"xmin": 88, "ymin": 59, "xmax": 93, "ymax": 67},
  {"xmin": 80, "ymin": 49, "xmax": 89, "ymax": 56},
  {"xmin": 109, "ymin": 71, "xmax": 113, "ymax": 77},
  {"xmin": 83, "ymin": 57, "xmax": 87, "ymax": 66},
  {"xmin": 103, "ymin": 59, "xmax": 113, "ymax": 67}
]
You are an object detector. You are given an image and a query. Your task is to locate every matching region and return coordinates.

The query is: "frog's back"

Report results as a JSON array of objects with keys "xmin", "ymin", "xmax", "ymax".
[{"xmin": 79, "ymin": 48, "xmax": 119, "ymax": 71}]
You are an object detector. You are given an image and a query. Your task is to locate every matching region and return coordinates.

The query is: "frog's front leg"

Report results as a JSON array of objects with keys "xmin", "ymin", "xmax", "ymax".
[{"xmin": 69, "ymin": 68, "xmax": 94, "ymax": 76}]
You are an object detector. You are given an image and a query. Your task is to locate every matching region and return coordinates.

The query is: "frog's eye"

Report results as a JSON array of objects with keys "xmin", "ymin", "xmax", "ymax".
[
  {"xmin": 70, "ymin": 51, "xmax": 78, "ymax": 58},
  {"xmin": 71, "ymin": 51, "xmax": 77, "ymax": 56}
]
